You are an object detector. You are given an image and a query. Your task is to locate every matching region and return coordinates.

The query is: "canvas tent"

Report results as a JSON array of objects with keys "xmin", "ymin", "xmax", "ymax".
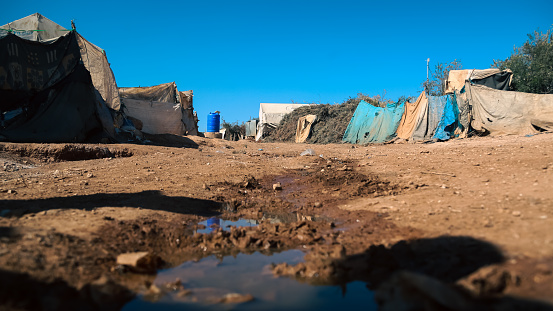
[
  {"xmin": 256, "ymin": 103, "xmax": 310, "ymax": 141},
  {"xmin": 1, "ymin": 13, "xmax": 121, "ymax": 112},
  {"xmin": 342, "ymin": 100, "xmax": 405, "ymax": 144},
  {"xmin": 119, "ymin": 82, "xmax": 198, "ymax": 135},
  {"xmin": 0, "ymin": 31, "xmax": 106, "ymax": 142}
]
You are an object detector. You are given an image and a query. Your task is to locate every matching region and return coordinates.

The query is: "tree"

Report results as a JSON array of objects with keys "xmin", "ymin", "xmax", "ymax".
[
  {"xmin": 492, "ymin": 28, "xmax": 553, "ymax": 94},
  {"xmin": 422, "ymin": 59, "xmax": 462, "ymax": 96}
]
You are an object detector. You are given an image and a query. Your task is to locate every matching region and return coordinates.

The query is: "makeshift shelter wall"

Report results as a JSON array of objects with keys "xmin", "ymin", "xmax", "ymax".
[
  {"xmin": 395, "ymin": 92, "xmax": 428, "ymax": 140},
  {"xmin": 179, "ymin": 90, "xmax": 198, "ymax": 135},
  {"xmin": 342, "ymin": 100, "xmax": 405, "ymax": 144},
  {"xmin": 432, "ymin": 94, "xmax": 460, "ymax": 141},
  {"xmin": 467, "ymin": 83, "xmax": 553, "ymax": 135},
  {"xmin": 0, "ymin": 32, "xmax": 80, "ymax": 99},
  {"xmin": 1, "ymin": 13, "xmax": 121, "ymax": 111},
  {"xmin": 0, "ymin": 32, "xmax": 102, "ymax": 142},
  {"xmin": 411, "ymin": 95, "xmax": 450, "ymax": 141},
  {"xmin": 122, "ymin": 98, "xmax": 185, "ymax": 135}
]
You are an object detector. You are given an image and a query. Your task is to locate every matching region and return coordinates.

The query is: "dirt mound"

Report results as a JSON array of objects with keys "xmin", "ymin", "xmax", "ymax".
[
  {"xmin": 0, "ymin": 143, "xmax": 133, "ymax": 162},
  {"xmin": 265, "ymin": 95, "xmax": 388, "ymax": 144}
]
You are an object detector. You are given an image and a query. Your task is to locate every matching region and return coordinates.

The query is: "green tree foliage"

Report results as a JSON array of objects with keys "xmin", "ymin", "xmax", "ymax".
[
  {"xmin": 422, "ymin": 60, "xmax": 462, "ymax": 96},
  {"xmin": 492, "ymin": 28, "xmax": 553, "ymax": 94}
]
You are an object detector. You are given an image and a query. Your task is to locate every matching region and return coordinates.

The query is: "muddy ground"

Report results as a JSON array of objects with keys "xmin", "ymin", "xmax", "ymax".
[{"xmin": 1, "ymin": 133, "xmax": 553, "ymax": 310}]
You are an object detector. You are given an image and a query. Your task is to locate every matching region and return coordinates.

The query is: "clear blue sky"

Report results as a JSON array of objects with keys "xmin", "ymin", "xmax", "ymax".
[{"xmin": 4, "ymin": 1, "xmax": 552, "ymax": 131}]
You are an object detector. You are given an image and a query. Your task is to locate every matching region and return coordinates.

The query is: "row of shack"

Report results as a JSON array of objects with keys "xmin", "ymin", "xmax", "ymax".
[
  {"xmin": 0, "ymin": 13, "xmax": 199, "ymax": 143},
  {"xmin": 254, "ymin": 69, "xmax": 553, "ymax": 144}
]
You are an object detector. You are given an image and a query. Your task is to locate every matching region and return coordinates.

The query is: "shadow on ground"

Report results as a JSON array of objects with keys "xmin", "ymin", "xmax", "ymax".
[
  {"xmin": 0, "ymin": 268, "xmax": 132, "ymax": 311},
  {"xmin": 0, "ymin": 190, "xmax": 222, "ymax": 217},
  {"xmin": 276, "ymin": 235, "xmax": 553, "ymax": 310}
]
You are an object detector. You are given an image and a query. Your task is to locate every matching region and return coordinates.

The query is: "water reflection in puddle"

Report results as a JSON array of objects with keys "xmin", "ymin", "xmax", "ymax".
[
  {"xmin": 196, "ymin": 218, "xmax": 259, "ymax": 234},
  {"xmin": 124, "ymin": 250, "xmax": 377, "ymax": 311}
]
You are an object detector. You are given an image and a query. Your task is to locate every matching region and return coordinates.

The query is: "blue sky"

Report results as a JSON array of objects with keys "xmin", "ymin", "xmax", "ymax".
[{"xmin": 3, "ymin": 1, "xmax": 552, "ymax": 131}]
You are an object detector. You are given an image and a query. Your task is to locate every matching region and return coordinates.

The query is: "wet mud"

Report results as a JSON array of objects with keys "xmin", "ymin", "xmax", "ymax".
[{"xmin": 1, "ymin": 136, "xmax": 553, "ymax": 310}]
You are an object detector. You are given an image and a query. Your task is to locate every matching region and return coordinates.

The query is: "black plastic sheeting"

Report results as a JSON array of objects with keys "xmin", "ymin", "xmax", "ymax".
[
  {"xmin": 0, "ymin": 32, "xmax": 102, "ymax": 142},
  {"xmin": 472, "ymin": 71, "xmax": 512, "ymax": 91}
]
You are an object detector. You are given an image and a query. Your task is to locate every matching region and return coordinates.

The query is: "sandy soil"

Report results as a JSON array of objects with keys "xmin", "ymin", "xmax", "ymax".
[{"xmin": 1, "ymin": 133, "xmax": 553, "ymax": 310}]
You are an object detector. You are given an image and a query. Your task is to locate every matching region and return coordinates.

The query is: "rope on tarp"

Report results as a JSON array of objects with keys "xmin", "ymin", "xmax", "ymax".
[{"xmin": 0, "ymin": 29, "xmax": 71, "ymax": 33}]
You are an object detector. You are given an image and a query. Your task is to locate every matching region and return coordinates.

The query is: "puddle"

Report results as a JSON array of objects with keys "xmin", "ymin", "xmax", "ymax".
[
  {"xmin": 123, "ymin": 250, "xmax": 377, "ymax": 310},
  {"xmin": 196, "ymin": 218, "xmax": 259, "ymax": 234}
]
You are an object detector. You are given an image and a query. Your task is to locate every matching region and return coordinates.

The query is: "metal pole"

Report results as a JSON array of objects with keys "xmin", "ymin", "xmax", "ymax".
[{"xmin": 426, "ymin": 58, "xmax": 430, "ymax": 94}]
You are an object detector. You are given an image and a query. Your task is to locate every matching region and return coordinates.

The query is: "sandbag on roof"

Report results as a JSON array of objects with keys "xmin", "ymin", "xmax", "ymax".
[
  {"xmin": 395, "ymin": 92, "xmax": 428, "ymax": 140},
  {"xmin": 342, "ymin": 100, "xmax": 405, "ymax": 144},
  {"xmin": 467, "ymin": 83, "xmax": 553, "ymax": 135}
]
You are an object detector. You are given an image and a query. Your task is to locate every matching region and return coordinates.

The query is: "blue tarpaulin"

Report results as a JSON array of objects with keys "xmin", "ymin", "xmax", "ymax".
[
  {"xmin": 412, "ymin": 94, "xmax": 459, "ymax": 141},
  {"xmin": 342, "ymin": 100, "xmax": 405, "ymax": 144},
  {"xmin": 433, "ymin": 93, "xmax": 460, "ymax": 141}
]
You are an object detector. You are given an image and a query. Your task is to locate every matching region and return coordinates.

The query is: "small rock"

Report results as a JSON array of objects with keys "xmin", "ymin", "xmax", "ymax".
[
  {"xmin": 116, "ymin": 252, "xmax": 162, "ymax": 273},
  {"xmin": 313, "ymin": 202, "xmax": 323, "ymax": 208},
  {"xmin": 86, "ymin": 173, "xmax": 94, "ymax": 178},
  {"xmin": 7, "ymin": 189, "xmax": 15, "ymax": 194},
  {"xmin": 203, "ymin": 183, "xmax": 210, "ymax": 190},
  {"xmin": 512, "ymin": 211, "xmax": 521, "ymax": 217},
  {"xmin": 300, "ymin": 149, "xmax": 316, "ymax": 156},
  {"xmin": 219, "ymin": 293, "xmax": 254, "ymax": 304},
  {"xmin": 273, "ymin": 182, "xmax": 282, "ymax": 191}
]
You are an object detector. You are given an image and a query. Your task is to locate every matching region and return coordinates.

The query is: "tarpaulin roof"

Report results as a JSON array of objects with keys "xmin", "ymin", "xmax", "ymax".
[
  {"xmin": 342, "ymin": 100, "xmax": 405, "ymax": 144},
  {"xmin": 445, "ymin": 69, "xmax": 513, "ymax": 94},
  {"xmin": 467, "ymin": 83, "xmax": 553, "ymax": 135},
  {"xmin": 119, "ymin": 82, "xmax": 178, "ymax": 103},
  {"xmin": 0, "ymin": 32, "xmax": 104, "ymax": 142},
  {"xmin": 0, "ymin": 13, "xmax": 69, "ymax": 41},
  {"xmin": 1, "ymin": 13, "xmax": 121, "ymax": 111}
]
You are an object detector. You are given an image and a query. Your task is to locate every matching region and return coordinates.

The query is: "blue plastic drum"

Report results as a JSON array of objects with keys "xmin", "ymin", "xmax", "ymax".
[{"xmin": 207, "ymin": 112, "xmax": 220, "ymax": 133}]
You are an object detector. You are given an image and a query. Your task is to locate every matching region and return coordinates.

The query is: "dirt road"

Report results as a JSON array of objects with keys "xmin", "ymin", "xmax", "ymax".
[{"xmin": 1, "ymin": 133, "xmax": 553, "ymax": 310}]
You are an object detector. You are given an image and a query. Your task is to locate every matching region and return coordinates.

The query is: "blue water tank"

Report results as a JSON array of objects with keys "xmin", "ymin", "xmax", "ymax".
[{"xmin": 207, "ymin": 112, "xmax": 220, "ymax": 133}]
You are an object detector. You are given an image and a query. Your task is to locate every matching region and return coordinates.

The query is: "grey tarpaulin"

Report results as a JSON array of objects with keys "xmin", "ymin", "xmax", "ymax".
[{"xmin": 467, "ymin": 83, "xmax": 553, "ymax": 135}]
